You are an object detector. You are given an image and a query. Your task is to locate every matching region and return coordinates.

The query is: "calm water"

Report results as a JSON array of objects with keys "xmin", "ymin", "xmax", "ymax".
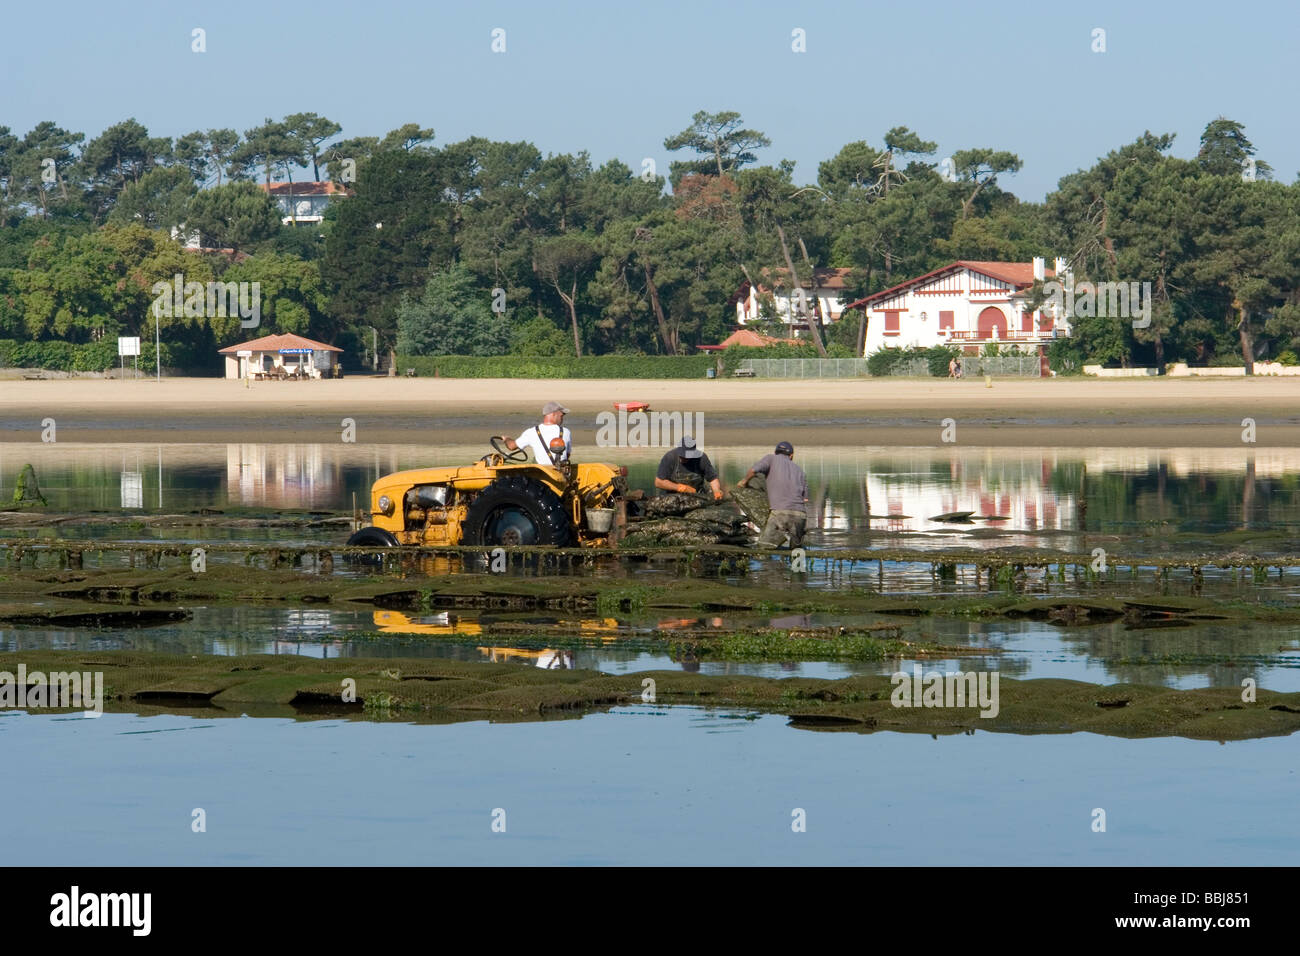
[{"xmin": 2, "ymin": 707, "xmax": 1296, "ymax": 866}]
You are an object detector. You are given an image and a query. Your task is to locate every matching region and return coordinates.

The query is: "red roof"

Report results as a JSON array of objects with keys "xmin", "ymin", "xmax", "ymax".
[
  {"xmin": 697, "ymin": 328, "xmax": 802, "ymax": 351},
  {"xmin": 843, "ymin": 260, "xmax": 1055, "ymax": 311},
  {"xmin": 258, "ymin": 181, "xmax": 354, "ymax": 198},
  {"xmin": 219, "ymin": 333, "xmax": 342, "ymax": 354}
]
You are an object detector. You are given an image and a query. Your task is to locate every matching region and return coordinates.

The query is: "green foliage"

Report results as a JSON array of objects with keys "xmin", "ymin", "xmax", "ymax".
[
  {"xmin": 663, "ymin": 110, "xmax": 770, "ymax": 185},
  {"xmin": 865, "ymin": 345, "xmax": 956, "ymax": 376},
  {"xmin": 185, "ymin": 181, "xmax": 280, "ymax": 251},
  {"xmin": 1275, "ymin": 349, "xmax": 1298, "ymax": 366},
  {"xmin": 511, "ymin": 316, "xmax": 571, "ymax": 356},
  {"xmin": 222, "ymin": 252, "xmax": 329, "ymax": 343},
  {"xmin": 1047, "ymin": 337, "xmax": 1084, "ymax": 375},
  {"xmin": 5, "ymin": 111, "xmax": 1300, "ymax": 374},
  {"xmin": 396, "ymin": 264, "xmax": 511, "ymax": 356},
  {"xmin": 866, "ymin": 347, "xmax": 907, "ymax": 376},
  {"xmin": 107, "ymin": 165, "xmax": 196, "ymax": 231},
  {"xmin": 398, "ymin": 354, "xmax": 713, "ymax": 378},
  {"xmin": 0, "ymin": 336, "xmax": 167, "ymax": 371},
  {"xmin": 723, "ymin": 341, "xmax": 818, "ymax": 361},
  {"xmin": 925, "ymin": 344, "xmax": 961, "ymax": 376}
]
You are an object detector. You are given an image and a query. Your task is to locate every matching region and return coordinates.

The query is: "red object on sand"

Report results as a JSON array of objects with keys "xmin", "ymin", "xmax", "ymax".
[{"xmin": 613, "ymin": 401, "xmax": 651, "ymax": 412}]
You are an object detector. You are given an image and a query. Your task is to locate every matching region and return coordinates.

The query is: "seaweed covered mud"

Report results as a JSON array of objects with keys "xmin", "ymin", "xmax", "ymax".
[{"xmin": 4, "ymin": 650, "xmax": 1298, "ymax": 741}]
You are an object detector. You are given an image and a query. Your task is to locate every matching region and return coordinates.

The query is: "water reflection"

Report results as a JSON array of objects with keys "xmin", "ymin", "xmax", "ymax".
[
  {"xmin": 0, "ymin": 444, "xmax": 1296, "ymax": 546},
  {"xmin": 3, "ymin": 604, "xmax": 1297, "ymax": 691}
]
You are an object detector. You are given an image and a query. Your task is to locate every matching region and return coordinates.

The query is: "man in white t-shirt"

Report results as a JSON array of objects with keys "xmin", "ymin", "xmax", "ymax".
[{"xmin": 500, "ymin": 401, "xmax": 572, "ymax": 465}]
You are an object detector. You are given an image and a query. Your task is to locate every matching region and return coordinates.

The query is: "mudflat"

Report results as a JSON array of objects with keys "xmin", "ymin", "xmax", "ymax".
[{"xmin": 0, "ymin": 376, "xmax": 1295, "ymax": 447}]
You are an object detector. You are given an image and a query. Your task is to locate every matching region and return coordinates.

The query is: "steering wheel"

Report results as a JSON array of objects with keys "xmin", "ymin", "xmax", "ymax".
[{"xmin": 490, "ymin": 435, "xmax": 529, "ymax": 463}]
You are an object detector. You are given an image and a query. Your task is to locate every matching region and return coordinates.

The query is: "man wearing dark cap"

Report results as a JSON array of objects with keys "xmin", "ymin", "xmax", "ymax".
[
  {"xmin": 499, "ymin": 401, "xmax": 572, "ymax": 465},
  {"xmin": 738, "ymin": 441, "xmax": 808, "ymax": 548},
  {"xmin": 654, "ymin": 435, "xmax": 724, "ymax": 500}
]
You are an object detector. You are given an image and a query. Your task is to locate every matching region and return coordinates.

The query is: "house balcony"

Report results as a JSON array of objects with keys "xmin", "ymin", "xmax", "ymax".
[{"xmin": 944, "ymin": 328, "xmax": 1061, "ymax": 343}]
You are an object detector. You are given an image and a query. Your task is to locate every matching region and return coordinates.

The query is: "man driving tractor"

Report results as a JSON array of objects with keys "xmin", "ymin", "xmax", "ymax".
[
  {"xmin": 654, "ymin": 436, "xmax": 724, "ymax": 500},
  {"xmin": 497, "ymin": 401, "xmax": 572, "ymax": 466}
]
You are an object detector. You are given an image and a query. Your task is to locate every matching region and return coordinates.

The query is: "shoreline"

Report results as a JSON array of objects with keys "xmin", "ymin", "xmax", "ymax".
[{"xmin": 0, "ymin": 376, "xmax": 1296, "ymax": 447}]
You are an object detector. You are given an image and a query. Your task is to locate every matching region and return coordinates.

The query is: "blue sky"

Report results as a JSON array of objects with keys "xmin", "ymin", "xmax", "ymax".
[{"xmin": 4, "ymin": 0, "xmax": 1296, "ymax": 201}]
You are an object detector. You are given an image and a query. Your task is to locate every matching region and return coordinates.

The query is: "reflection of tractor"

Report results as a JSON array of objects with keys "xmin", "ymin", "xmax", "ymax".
[{"xmin": 346, "ymin": 437, "xmax": 629, "ymax": 549}]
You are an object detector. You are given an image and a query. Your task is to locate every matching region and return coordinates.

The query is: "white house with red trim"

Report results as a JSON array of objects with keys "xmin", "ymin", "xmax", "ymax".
[
  {"xmin": 844, "ymin": 258, "xmax": 1072, "ymax": 356},
  {"xmin": 732, "ymin": 267, "xmax": 851, "ymax": 334}
]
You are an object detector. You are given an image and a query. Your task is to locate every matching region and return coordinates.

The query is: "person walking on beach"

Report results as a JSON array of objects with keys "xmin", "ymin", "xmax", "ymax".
[{"xmin": 737, "ymin": 441, "xmax": 808, "ymax": 548}]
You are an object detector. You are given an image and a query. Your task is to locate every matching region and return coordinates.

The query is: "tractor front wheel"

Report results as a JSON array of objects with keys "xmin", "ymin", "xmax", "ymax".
[
  {"xmin": 461, "ymin": 476, "xmax": 574, "ymax": 548},
  {"xmin": 346, "ymin": 527, "xmax": 400, "ymax": 547}
]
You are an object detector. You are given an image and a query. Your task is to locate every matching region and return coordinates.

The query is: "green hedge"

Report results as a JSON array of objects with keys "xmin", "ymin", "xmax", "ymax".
[
  {"xmin": 866, "ymin": 345, "xmax": 960, "ymax": 377},
  {"xmin": 0, "ymin": 339, "xmax": 175, "ymax": 372},
  {"xmin": 398, "ymin": 354, "xmax": 715, "ymax": 379},
  {"xmin": 718, "ymin": 342, "xmax": 856, "ymax": 371}
]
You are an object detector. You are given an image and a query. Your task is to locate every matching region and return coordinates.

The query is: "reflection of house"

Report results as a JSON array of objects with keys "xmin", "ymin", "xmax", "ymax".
[
  {"xmin": 866, "ymin": 455, "xmax": 1071, "ymax": 532},
  {"xmin": 258, "ymin": 181, "xmax": 353, "ymax": 226},
  {"xmin": 226, "ymin": 443, "xmax": 337, "ymax": 508},
  {"xmin": 218, "ymin": 333, "xmax": 342, "ymax": 379},
  {"xmin": 732, "ymin": 267, "xmax": 852, "ymax": 333},
  {"xmin": 844, "ymin": 258, "xmax": 1073, "ymax": 356}
]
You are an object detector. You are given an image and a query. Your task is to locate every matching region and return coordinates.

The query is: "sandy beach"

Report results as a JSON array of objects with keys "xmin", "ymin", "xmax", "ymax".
[{"xmin": 0, "ymin": 376, "xmax": 1296, "ymax": 447}]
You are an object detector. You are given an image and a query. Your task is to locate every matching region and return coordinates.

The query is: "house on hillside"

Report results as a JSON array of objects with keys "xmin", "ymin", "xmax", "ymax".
[
  {"xmin": 843, "ymin": 258, "xmax": 1072, "ymax": 356},
  {"xmin": 258, "ymin": 181, "xmax": 354, "ymax": 226},
  {"xmin": 731, "ymin": 267, "xmax": 852, "ymax": 335}
]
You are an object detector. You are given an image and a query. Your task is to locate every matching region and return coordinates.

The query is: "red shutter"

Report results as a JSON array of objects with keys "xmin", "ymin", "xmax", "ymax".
[
  {"xmin": 1021, "ymin": 310, "xmax": 1033, "ymax": 332},
  {"xmin": 1039, "ymin": 311, "xmax": 1054, "ymax": 332},
  {"xmin": 939, "ymin": 310, "xmax": 954, "ymax": 330},
  {"xmin": 883, "ymin": 311, "xmax": 900, "ymax": 334}
]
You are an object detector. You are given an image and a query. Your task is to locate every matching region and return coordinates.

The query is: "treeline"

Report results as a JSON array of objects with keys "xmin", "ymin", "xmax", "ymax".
[{"xmin": 0, "ymin": 111, "xmax": 1294, "ymax": 372}]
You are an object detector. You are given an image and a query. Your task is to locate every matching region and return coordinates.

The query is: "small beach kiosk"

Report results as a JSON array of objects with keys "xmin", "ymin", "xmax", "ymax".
[{"xmin": 219, "ymin": 333, "xmax": 343, "ymax": 380}]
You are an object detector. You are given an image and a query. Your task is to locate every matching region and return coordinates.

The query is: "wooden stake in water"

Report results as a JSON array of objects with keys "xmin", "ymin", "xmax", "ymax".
[{"xmin": 1077, "ymin": 463, "xmax": 1087, "ymax": 530}]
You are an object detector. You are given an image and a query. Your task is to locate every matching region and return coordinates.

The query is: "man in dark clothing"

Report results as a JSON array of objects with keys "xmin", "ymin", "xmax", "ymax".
[
  {"xmin": 654, "ymin": 435, "xmax": 723, "ymax": 500},
  {"xmin": 738, "ymin": 440, "xmax": 808, "ymax": 548}
]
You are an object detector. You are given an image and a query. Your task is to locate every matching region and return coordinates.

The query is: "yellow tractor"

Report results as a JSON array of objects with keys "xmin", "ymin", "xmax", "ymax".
[{"xmin": 346, "ymin": 437, "xmax": 629, "ymax": 549}]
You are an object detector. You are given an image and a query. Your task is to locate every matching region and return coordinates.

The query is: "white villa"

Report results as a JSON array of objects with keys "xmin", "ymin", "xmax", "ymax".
[
  {"xmin": 732, "ymin": 267, "xmax": 852, "ymax": 334},
  {"xmin": 845, "ymin": 258, "xmax": 1072, "ymax": 356},
  {"xmin": 259, "ymin": 181, "xmax": 353, "ymax": 226}
]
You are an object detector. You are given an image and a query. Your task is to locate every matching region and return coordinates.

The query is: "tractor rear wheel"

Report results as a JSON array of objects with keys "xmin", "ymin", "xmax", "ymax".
[{"xmin": 462, "ymin": 476, "xmax": 574, "ymax": 548}]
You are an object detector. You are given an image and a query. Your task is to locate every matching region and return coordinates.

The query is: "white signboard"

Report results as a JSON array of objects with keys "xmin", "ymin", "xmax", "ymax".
[
  {"xmin": 237, "ymin": 350, "xmax": 253, "ymax": 357},
  {"xmin": 118, "ymin": 336, "xmax": 141, "ymax": 357}
]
